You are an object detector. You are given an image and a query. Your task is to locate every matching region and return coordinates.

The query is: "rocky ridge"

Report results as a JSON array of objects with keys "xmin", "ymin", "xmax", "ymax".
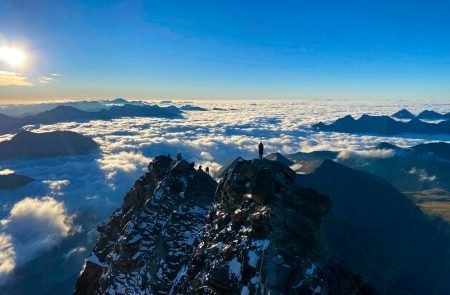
[{"xmin": 74, "ymin": 156, "xmax": 375, "ymax": 294}]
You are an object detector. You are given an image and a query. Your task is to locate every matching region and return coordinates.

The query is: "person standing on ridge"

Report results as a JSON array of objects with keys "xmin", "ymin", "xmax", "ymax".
[{"xmin": 258, "ymin": 141, "xmax": 264, "ymax": 160}]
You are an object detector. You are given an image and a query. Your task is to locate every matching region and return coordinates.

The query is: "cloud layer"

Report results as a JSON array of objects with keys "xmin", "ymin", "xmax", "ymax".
[{"xmin": 0, "ymin": 99, "xmax": 449, "ymax": 289}]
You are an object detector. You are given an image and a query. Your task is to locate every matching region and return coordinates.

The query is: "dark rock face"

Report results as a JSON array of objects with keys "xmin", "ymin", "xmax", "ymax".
[
  {"xmin": 74, "ymin": 156, "xmax": 217, "ymax": 294},
  {"xmin": 0, "ymin": 130, "xmax": 98, "ymax": 160},
  {"xmin": 74, "ymin": 157, "xmax": 375, "ymax": 295},
  {"xmin": 175, "ymin": 159, "xmax": 374, "ymax": 294},
  {"xmin": 0, "ymin": 173, "xmax": 34, "ymax": 189},
  {"xmin": 215, "ymin": 156, "xmax": 245, "ymax": 178}
]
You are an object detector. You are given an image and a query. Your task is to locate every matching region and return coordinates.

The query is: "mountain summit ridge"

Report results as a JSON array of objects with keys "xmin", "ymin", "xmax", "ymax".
[{"xmin": 74, "ymin": 156, "xmax": 375, "ymax": 294}]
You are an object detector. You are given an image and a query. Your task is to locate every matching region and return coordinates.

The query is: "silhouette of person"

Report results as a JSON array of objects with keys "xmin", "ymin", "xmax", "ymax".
[
  {"xmin": 198, "ymin": 165, "xmax": 203, "ymax": 171},
  {"xmin": 205, "ymin": 167, "xmax": 210, "ymax": 175},
  {"xmin": 258, "ymin": 141, "xmax": 264, "ymax": 160}
]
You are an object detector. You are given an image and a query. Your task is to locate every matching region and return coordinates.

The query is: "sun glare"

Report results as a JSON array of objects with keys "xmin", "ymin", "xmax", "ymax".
[{"xmin": 0, "ymin": 47, "xmax": 26, "ymax": 67}]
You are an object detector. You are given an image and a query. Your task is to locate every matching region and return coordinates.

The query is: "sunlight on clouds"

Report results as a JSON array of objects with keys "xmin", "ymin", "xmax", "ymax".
[
  {"xmin": 39, "ymin": 76, "xmax": 53, "ymax": 84},
  {"xmin": 337, "ymin": 149, "xmax": 396, "ymax": 160},
  {"xmin": 0, "ymin": 169, "xmax": 14, "ymax": 175},
  {"xmin": 0, "ymin": 233, "xmax": 15, "ymax": 286},
  {"xmin": 0, "ymin": 71, "xmax": 32, "ymax": 86},
  {"xmin": 0, "ymin": 197, "xmax": 74, "ymax": 285},
  {"xmin": 97, "ymin": 151, "xmax": 151, "ymax": 189}
]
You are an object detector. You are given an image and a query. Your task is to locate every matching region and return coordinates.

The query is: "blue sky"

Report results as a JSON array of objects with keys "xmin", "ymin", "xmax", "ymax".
[{"xmin": 0, "ymin": 0, "xmax": 449, "ymax": 101}]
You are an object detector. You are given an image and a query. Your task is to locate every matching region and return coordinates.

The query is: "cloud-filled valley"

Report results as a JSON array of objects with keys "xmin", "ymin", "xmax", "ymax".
[{"xmin": 1, "ymin": 99, "xmax": 450, "ymax": 292}]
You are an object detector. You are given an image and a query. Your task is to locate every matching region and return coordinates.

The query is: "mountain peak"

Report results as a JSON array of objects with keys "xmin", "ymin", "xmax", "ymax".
[
  {"xmin": 265, "ymin": 152, "xmax": 294, "ymax": 167},
  {"xmin": 392, "ymin": 109, "xmax": 415, "ymax": 119}
]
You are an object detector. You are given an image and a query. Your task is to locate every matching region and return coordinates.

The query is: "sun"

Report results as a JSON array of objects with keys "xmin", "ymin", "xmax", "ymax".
[{"xmin": 0, "ymin": 47, "xmax": 26, "ymax": 67}]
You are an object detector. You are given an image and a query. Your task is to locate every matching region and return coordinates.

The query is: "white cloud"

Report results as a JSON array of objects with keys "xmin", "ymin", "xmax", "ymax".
[
  {"xmin": 0, "ymin": 197, "xmax": 74, "ymax": 285},
  {"xmin": 97, "ymin": 151, "xmax": 150, "ymax": 176},
  {"xmin": 337, "ymin": 149, "xmax": 396, "ymax": 160},
  {"xmin": 64, "ymin": 246, "xmax": 86, "ymax": 260},
  {"xmin": 43, "ymin": 180, "xmax": 71, "ymax": 196},
  {"xmin": 0, "ymin": 234, "xmax": 15, "ymax": 285},
  {"xmin": 408, "ymin": 167, "xmax": 437, "ymax": 182},
  {"xmin": 96, "ymin": 151, "xmax": 151, "ymax": 189},
  {"xmin": 0, "ymin": 169, "xmax": 14, "ymax": 175},
  {"xmin": 38, "ymin": 76, "xmax": 53, "ymax": 84}
]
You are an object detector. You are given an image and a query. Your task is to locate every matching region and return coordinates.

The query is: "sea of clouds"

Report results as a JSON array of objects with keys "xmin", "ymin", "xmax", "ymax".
[{"xmin": 0, "ymin": 99, "xmax": 450, "ymax": 292}]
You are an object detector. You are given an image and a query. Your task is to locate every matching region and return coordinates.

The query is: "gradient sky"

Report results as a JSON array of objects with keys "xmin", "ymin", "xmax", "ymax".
[{"xmin": 0, "ymin": 0, "xmax": 450, "ymax": 102}]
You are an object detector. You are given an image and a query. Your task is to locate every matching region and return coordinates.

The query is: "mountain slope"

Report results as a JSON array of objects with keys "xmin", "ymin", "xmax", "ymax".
[
  {"xmin": 174, "ymin": 159, "xmax": 373, "ymax": 294},
  {"xmin": 215, "ymin": 156, "xmax": 245, "ymax": 178},
  {"xmin": 295, "ymin": 160, "xmax": 450, "ymax": 294},
  {"xmin": 417, "ymin": 110, "xmax": 450, "ymax": 120},
  {"xmin": 411, "ymin": 142, "xmax": 450, "ymax": 160},
  {"xmin": 0, "ymin": 130, "xmax": 98, "ymax": 160}
]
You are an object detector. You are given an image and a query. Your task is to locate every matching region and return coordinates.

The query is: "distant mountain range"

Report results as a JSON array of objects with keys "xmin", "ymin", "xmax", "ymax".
[
  {"xmin": 285, "ymin": 141, "xmax": 450, "ymax": 192},
  {"xmin": 0, "ymin": 130, "xmax": 98, "ymax": 160},
  {"xmin": 313, "ymin": 114, "xmax": 450, "ymax": 135},
  {"xmin": 0, "ymin": 173, "xmax": 34, "ymax": 189},
  {"xmin": 0, "ymin": 104, "xmax": 183, "ymax": 135},
  {"xmin": 179, "ymin": 104, "xmax": 207, "ymax": 111},
  {"xmin": 392, "ymin": 108, "xmax": 450, "ymax": 120}
]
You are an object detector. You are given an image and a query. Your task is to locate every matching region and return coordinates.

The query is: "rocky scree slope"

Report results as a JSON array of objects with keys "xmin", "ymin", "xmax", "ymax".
[{"xmin": 75, "ymin": 156, "xmax": 375, "ymax": 294}]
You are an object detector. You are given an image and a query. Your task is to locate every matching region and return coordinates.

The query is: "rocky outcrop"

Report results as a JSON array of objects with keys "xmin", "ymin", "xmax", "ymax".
[
  {"xmin": 174, "ymin": 159, "xmax": 374, "ymax": 294},
  {"xmin": 215, "ymin": 156, "xmax": 245, "ymax": 178},
  {"xmin": 75, "ymin": 156, "xmax": 375, "ymax": 294},
  {"xmin": 74, "ymin": 156, "xmax": 217, "ymax": 294}
]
